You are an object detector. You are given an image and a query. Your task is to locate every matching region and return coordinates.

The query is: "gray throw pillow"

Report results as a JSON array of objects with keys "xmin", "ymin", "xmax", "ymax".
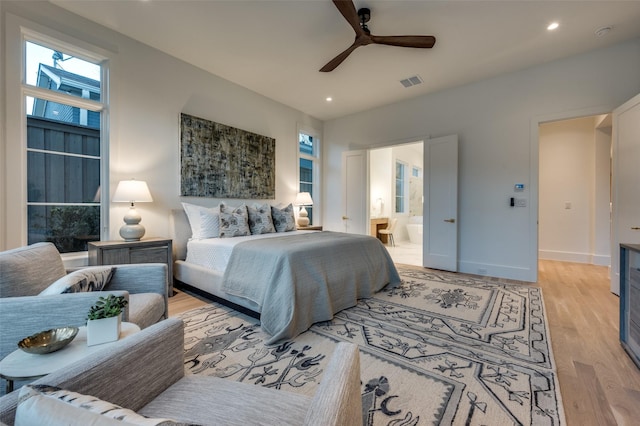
[
  {"xmin": 39, "ymin": 266, "xmax": 115, "ymax": 295},
  {"xmin": 247, "ymin": 203, "xmax": 276, "ymax": 235},
  {"xmin": 219, "ymin": 203, "xmax": 251, "ymax": 238},
  {"xmin": 271, "ymin": 203, "xmax": 296, "ymax": 232}
]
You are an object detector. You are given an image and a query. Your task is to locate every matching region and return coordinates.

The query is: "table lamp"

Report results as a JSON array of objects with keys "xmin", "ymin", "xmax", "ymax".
[
  {"xmin": 112, "ymin": 179, "xmax": 153, "ymax": 241},
  {"xmin": 294, "ymin": 192, "xmax": 313, "ymax": 227}
]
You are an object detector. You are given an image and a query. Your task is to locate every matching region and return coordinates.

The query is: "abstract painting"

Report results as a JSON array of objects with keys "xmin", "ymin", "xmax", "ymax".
[{"xmin": 180, "ymin": 113, "xmax": 276, "ymax": 198}]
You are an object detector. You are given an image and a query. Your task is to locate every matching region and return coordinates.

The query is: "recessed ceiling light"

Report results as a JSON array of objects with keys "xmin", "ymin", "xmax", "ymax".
[
  {"xmin": 547, "ymin": 22, "xmax": 559, "ymax": 31},
  {"xmin": 326, "ymin": 97, "xmax": 333, "ymax": 102}
]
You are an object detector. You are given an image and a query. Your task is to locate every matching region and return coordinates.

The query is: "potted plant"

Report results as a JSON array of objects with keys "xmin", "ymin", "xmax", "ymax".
[{"xmin": 86, "ymin": 295, "xmax": 128, "ymax": 346}]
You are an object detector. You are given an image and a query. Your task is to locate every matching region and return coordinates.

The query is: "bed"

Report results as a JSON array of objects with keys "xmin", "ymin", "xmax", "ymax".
[{"xmin": 169, "ymin": 208, "xmax": 401, "ymax": 343}]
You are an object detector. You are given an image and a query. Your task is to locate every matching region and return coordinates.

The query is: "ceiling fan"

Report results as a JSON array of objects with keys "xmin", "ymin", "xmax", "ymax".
[{"xmin": 320, "ymin": 0, "xmax": 436, "ymax": 72}]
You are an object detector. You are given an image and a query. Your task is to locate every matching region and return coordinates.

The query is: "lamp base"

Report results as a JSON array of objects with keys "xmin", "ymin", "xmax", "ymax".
[
  {"xmin": 120, "ymin": 206, "xmax": 145, "ymax": 241},
  {"xmin": 119, "ymin": 224, "xmax": 145, "ymax": 241},
  {"xmin": 297, "ymin": 205, "xmax": 310, "ymax": 227}
]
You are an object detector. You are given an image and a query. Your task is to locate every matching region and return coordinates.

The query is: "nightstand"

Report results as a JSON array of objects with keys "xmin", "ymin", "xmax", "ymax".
[
  {"xmin": 297, "ymin": 226, "xmax": 323, "ymax": 231},
  {"xmin": 88, "ymin": 238, "xmax": 174, "ymax": 296}
]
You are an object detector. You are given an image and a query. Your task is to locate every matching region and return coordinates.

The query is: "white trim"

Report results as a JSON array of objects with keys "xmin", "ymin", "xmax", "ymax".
[
  {"xmin": 3, "ymin": 14, "xmax": 111, "ymax": 249},
  {"xmin": 23, "ymin": 85, "xmax": 104, "ymax": 112}
]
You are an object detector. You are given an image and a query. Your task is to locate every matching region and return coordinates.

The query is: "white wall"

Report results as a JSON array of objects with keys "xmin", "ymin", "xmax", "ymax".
[
  {"xmin": 369, "ymin": 147, "xmax": 392, "ymax": 220},
  {"xmin": 539, "ymin": 116, "xmax": 610, "ymax": 266},
  {"xmin": 1, "ymin": 1, "xmax": 322, "ymax": 250},
  {"xmin": 323, "ymin": 38, "xmax": 640, "ymax": 281}
]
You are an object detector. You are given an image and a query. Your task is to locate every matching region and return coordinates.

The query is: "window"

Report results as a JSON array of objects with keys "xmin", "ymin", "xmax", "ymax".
[
  {"xmin": 395, "ymin": 161, "xmax": 407, "ymax": 213},
  {"xmin": 298, "ymin": 130, "xmax": 320, "ymax": 225},
  {"xmin": 23, "ymin": 38, "xmax": 107, "ymax": 253},
  {"xmin": 412, "ymin": 166, "xmax": 422, "ymax": 178}
]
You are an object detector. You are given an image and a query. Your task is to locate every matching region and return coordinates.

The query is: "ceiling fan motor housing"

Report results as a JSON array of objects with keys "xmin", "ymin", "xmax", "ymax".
[{"xmin": 358, "ymin": 8, "xmax": 371, "ymax": 23}]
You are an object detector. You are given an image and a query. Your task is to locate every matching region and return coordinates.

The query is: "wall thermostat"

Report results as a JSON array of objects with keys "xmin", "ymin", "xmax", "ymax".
[{"xmin": 514, "ymin": 183, "xmax": 525, "ymax": 191}]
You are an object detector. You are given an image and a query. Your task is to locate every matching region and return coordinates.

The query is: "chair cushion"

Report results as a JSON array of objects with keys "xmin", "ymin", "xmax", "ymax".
[
  {"xmin": 15, "ymin": 385, "xmax": 188, "ymax": 426},
  {"xmin": 0, "ymin": 243, "xmax": 66, "ymax": 297},
  {"xmin": 39, "ymin": 266, "xmax": 115, "ymax": 295},
  {"xmin": 138, "ymin": 376, "xmax": 310, "ymax": 426},
  {"xmin": 128, "ymin": 293, "xmax": 166, "ymax": 329}
]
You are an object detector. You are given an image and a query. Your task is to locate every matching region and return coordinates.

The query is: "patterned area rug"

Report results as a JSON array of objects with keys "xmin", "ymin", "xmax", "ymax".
[{"xmin": 179, "ymin": 267, "xmax": 565, "ymax": 425}]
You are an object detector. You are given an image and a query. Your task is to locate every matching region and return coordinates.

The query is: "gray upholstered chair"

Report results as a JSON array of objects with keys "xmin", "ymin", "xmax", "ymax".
[
  {"xmin": 0, "ymin": 319, "xmax": 362, "ymax": 426},
  {"xmin": 0, "ymin": 242, "xmax": 168, "ymax": 363}
]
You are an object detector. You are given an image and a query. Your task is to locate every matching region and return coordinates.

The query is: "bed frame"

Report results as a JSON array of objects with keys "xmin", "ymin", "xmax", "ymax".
[{"xmin": 168, "ymin": 209, "xmax": 260, "ymax": 318}]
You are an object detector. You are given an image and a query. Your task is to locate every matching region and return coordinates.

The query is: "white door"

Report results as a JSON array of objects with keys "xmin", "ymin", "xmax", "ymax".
[
  {"xmin": 611, "ymin": 93, "xmax": 640, "ymax": 294},
  {"xmin": 342, "ymin": 150, "xmax": 368, "ymax": 234},
  {"xmin": 424, "ymin": 135, "xmax": 459, "ymax": 271}
]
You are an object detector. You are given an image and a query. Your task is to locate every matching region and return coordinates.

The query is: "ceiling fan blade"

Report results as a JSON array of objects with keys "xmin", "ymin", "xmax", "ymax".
[
  {"xmin": 332, "ymin": 0, "xmax": 366, "ymax": 36},
  {"xmin": 371, "ymin": 35, "xmax": 436, "ymax": 48},
  {"xmin": 320, "ymin": 42, "xmax": 361, "ymax": 72}
]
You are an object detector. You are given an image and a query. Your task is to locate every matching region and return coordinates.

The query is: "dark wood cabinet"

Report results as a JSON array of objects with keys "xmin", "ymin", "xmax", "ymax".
[
  {"xmin": 88, "ymin": 238, "xmax": 173, "ymax": 296},
  {"xmin": 620, "ymin": 243, "xmax": 640, "ymax": 368}
]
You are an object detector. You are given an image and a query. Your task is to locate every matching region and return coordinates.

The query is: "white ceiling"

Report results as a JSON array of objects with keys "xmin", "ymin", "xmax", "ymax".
[{"xmin": 51, "ymin": 0, "xmax": 640, "ymax": 121}]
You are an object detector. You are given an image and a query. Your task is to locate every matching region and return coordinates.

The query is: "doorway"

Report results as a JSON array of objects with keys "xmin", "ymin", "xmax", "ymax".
[
  {"xmin": 369, "ymin": 142, "xmax": 424, "ymax": 266},
  {"xmin": 538, "ymin": 115, "xmax": 612, "ymax": 270}
]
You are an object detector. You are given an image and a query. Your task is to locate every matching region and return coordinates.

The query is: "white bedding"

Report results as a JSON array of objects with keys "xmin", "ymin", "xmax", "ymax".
[{"xmin": 185, "ymin": 231, "xmax": 314, "ymax": 272}]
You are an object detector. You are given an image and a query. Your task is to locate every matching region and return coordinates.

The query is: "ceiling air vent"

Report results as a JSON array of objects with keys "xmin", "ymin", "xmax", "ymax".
[{"xmin": 400, "ymin": 75, "xmax": 423, "ymax": 88}]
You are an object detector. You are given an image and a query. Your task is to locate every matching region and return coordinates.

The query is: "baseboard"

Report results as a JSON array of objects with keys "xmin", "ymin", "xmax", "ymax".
[
  {"xmin": 539, "ymin": 250, "xmax": 610, "ymax": 266},
  {"xmin": 458, "ymin": 260, "xmax": 535, "ymax": 282}
]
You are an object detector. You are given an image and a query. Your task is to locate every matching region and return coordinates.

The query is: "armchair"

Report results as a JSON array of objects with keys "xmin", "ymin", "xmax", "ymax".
[
  {"xmin": 0, "ymin": 319, "xmax": 362, "ymax": 425},
  {"xmin": 0, "ymin": 243, "xmax": 168, "ymax": 362}
]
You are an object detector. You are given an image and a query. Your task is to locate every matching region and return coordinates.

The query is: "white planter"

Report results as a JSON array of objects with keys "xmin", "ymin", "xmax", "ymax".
[{"xmin": 86, "ymin": 315, "xmax": 121, "ymax": 346}]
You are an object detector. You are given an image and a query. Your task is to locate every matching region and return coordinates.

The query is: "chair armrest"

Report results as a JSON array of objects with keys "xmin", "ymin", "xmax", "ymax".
[
  {"xmin": 0, "ymin": 318, "xmax": 185, "ymax": 426},
  {"xmin": 0, "ymin": 292, "xmax": 129, "ymax": 361},
  {"xmin": 303, "ymin": 342, "xmax": 362, "ymax": 426},
  {"xmin": 105, "ymin": 264, "xmax": 168, "ymax": 318}
]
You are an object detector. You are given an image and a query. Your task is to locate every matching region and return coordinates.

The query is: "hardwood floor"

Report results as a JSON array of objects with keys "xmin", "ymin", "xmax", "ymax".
[
  {"xmin": 168, "ymin": 260, "xmax": 640, "ymax": 425},
  {"xmin": 538, "ymin": 260, "xmax": 640, "ymax": 426}
]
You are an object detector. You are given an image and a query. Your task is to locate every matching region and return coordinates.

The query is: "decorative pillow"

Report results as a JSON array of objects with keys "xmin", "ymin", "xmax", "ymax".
[
  {"xmin": 16, "ymin": 385, "xmax": 193, "ymax": 426},
  {"xmin": 181, "ymin": 202, "xmax": 220, "ymax": 239},
  {"xmin": 219, "ymin": 203, "xmax": 250, "ymax": 238},
  {"xmin": 271, "ymin": 203, "xmax": 296, "ymax": 232},
  {"xmin": 199, "ymin": 208, "xmax": 221, "ymax": 238},
  {"xmin": 39, "ymin": 266, "xmax": 115, "ymax": 296},
  {"xmin": 247, "ymin": 203, "xmax": 275, "ymax": 235}
]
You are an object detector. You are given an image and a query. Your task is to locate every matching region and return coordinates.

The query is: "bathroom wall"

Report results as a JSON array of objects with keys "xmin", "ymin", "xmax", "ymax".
[{"xmin": 369, "ymin": 142, "xmax": 423, "ymax": 242}]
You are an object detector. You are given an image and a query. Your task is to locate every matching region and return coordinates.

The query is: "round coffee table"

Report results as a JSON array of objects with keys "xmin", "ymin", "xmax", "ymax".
[{"xmin": 0, "ymin": 322, "xmax": 140, "ymax": 393}]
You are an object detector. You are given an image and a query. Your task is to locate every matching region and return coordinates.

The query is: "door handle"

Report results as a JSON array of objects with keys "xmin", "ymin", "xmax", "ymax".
[
  {"xmin": 342, "ymin": 216, "xmax": 349, "ymax": 220},
  {"xmin": 444, "ymin": 218, "xmax": 456, "ymax": 223},
  {"xmin": 632, "ymin": 227, "xmax": 640, "ymax": 230}
]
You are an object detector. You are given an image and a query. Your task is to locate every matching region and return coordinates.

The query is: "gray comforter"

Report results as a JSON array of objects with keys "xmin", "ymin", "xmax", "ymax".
[{"xmin": 221, "ymin": 231, "xmax": 401, "ymax": 344}]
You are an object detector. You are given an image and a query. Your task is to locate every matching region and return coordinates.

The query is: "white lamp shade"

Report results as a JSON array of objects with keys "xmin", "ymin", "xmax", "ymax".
[
  {"xmin": 294, "ymin": 192, "xmax": 313, "ymax": 206},
  {"xmin": 112, "ymin": 180, "xmax": 153, "ymax": 203}
]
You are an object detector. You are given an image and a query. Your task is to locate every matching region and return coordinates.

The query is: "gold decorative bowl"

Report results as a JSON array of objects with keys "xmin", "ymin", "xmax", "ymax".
[{"xmin": 18, "ymin": 327, "xmax": 79, "ymax": 354}]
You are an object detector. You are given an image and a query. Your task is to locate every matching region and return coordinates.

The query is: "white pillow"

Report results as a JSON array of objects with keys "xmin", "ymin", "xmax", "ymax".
[
  {"xmin": 182, "ymin": 202, "xmax": 220, "ymax": 239},
  {"xmin": 16, "ymin": 385, "xmax": 186, "ymax": 426}
]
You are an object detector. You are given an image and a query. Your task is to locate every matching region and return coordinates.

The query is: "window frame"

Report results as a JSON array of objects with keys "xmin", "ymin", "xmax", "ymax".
[
  {"xmin": 297, "ymin": 126, "xmax": 321, "ymax": 226},
  {"xmin": 20, "ymin": 27, "xmax": 110, "ymax": 253}
]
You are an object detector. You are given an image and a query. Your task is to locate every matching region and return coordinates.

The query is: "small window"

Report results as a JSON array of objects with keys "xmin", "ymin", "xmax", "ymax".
[
  {"xmin": 412, "ymin": 166, "xmax": 422, "ymax": 178},
  {"xmin": 24, "ymin": 38, "xmax": 106, "ymax": 253},
  {"xmin": 395, "ymin": 161, "xmax": 406, "ymax": 213},
  {"xmin": 298, "ymin": 130, "xmax": 320, "ymax": 225}
]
